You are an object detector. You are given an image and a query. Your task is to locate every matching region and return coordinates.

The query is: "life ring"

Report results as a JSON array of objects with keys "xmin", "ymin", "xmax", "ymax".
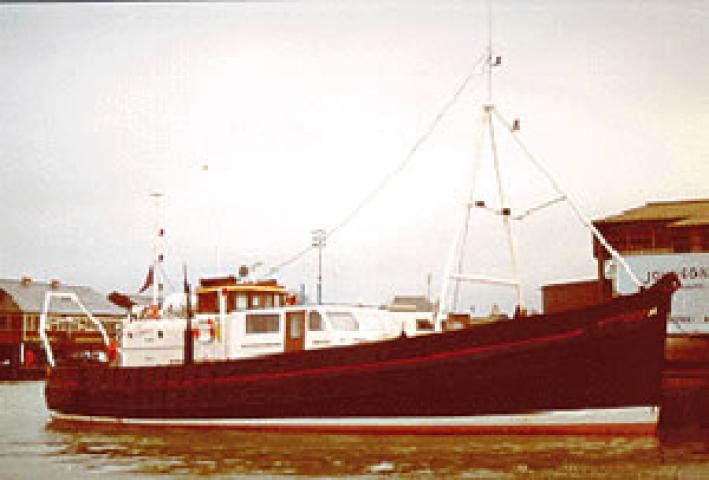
[{"xmin": 198, "ymin": 318, "xmax": 216, "ymax": 343}]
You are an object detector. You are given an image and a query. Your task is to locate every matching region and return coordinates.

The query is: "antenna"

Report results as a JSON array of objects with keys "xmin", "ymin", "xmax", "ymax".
[{"xmin": 150, "ymin": 192, "xmax": 165, "ymax": 307}]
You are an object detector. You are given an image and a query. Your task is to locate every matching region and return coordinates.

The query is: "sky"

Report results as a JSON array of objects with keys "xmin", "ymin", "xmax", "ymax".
[{"xmin": 1, "ymin": 0, "xmax": 707, "ymax": 313}]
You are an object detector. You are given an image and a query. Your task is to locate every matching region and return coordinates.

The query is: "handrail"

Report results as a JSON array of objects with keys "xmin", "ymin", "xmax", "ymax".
[{"xmin": 39, "ymin": 291, "xmax": 110, "ymax": 368}]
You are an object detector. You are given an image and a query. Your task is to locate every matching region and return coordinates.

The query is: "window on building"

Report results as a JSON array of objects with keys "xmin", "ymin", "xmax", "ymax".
[
  {"xmin": 701, "ymin": 231, "xmax": 709, "ymax": 251},
  {"xmin": 672, "ymin": 235, "xmax": 691, "ymax": 253},
  {"xmin": 245, "ymin": 314, "xmax": 280, "ymax": 334},
  {"xmin": 628, "ymin": 230, "xmax": 653, "ymax": 251},
  {"xmin": 264, "ymin": 295, "xmax": 273, "ymax": 308}
]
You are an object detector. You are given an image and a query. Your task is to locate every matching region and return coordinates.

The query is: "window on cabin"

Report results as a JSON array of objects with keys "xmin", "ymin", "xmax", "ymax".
[
  {"xmin": 274, "ymin": 295, "xmax": 282, "ymax": 307},
  {"xmin": 245, "ymin": 314, "xmax": 280, "ymax": 334},
  {"xmin": 265, "ymin": 295, "xmax": 273, "ymax": 308},
  {"xmin": 327, "ymin": 312, "xmax": 358, "ymax": 331},
  {"xmin": 251, "ymin": 295, "xmax": 262, "ymax": 309},
  {"xmin": 416, "ymin": 319, "xmax": 434, "ymax": 331},
  {"xmin": 237, "ymin": 294, "xmax": 248, "ymax": 310},
  {"xmin": 308, "ymin": 311, "xmax": 324, "ymax": 331},
  {"xmin": 226, "ymin": 292, "xmax": 236, "ymax": 312},
  {"xmin": 197, "ymin": 291, "xmax": 219, "ymax": 314}
]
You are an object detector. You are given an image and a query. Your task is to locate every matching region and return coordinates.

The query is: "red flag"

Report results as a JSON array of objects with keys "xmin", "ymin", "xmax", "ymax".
[{"xmin": 138, "ymin": 266, "xmax": 154, "ymax": 294}]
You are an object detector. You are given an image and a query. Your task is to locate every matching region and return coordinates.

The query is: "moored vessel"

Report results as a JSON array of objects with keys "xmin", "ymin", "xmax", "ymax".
[
  {"xmin": 43, "ymin": 1, "xmax": 683, "ymax": 435},
  {"xmin": 45, "ymin": 272, "xmax": 679, "ymax": 434}
]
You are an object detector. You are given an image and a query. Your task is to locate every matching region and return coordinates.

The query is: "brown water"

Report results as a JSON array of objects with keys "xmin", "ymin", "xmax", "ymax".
[{"xmin": 1, "ymin": 382, "xmax": 708, "ymax": 479}]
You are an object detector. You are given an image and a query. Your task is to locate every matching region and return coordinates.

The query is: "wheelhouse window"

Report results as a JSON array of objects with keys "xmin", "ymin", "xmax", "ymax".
[
  {"xmin": 245, "ymin": 314, "xmax": 280, "ymax": 334},
  {"xmin": 327, "ymin": 312, "xmax": 358, "ymax": 331},
  {"xmin": 197, "ymin": 291, "xmax": 219, "ymax": 314},
  {"xmin": 250, "ymin": 294, "xmax": 262, "ymax": 309},
  {"xmin": 264, "ymin": 295, "xmax": 273, "ymax": 308},
  {"xmin": 236, "ymin": 294, "xmax": 248, "ymax": 310},
  {"xmin": 308, "ymin": 311, "xmax": 324, "ymax": 331},
  {"xmin": 225, "ymin": 292, "xmax": 236, "ymax": 312}
]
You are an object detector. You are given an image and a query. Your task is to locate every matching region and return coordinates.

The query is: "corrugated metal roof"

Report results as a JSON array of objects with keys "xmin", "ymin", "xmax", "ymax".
[
  {"xmin": 595, "ymin": 199, "xmax": 709, "ymax": 228},
  {"xmin": 0, "ymin": 279, "xmax": 124, "ymax": 316}
]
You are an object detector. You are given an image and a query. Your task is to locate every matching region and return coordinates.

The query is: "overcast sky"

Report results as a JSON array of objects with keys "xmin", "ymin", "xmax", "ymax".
[{"xmin": 1, "ymin": 0, "xmax": 707, "ymax": 312}]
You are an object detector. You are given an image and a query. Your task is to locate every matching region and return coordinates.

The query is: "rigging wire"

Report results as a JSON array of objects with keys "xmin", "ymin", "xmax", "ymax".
[
  {"xmin": 267, "ymin": 55, "xmax": 487, "ymax": 276},
  {"xmin": 491, "ymin": 106, "xmax": 642, "ymax": 288}
]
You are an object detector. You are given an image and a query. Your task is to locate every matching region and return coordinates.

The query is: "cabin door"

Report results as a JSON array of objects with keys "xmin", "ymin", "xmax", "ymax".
[{"xmin": 284, "ymin": 311, "xmax": 306, "ymax": 353}]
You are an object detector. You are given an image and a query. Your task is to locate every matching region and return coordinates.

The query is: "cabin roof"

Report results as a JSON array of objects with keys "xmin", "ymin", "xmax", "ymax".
[
  {"xmin": 197, "ymin": 281, "xmax": 286, "ymax": 294},
  {"xmin": 594, "ymin": 198, "xmax": 709, "ymax": 228},
  {"xmin": 388, "ymin": 295, "xmax": 434, "ymax": 312},
  {"xmin": 0, "ymin": 278, "xmax": 123, "ymax": 316}
]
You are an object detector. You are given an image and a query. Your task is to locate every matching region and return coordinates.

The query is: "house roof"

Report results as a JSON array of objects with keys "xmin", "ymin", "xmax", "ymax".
[
  {"xmin": 594, "ymin": 199, "xmax": 709, "ymax": 228},
  {"xmin": 0, "ymin": 278, "xmax": 124, "ymax": 316}
]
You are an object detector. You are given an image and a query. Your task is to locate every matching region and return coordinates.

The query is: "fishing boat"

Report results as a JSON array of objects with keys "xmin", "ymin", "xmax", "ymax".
[
  {"xmin": 45, "ymin": 271, "xmax": 678, "ymax": 434},
  {"xmin": 44, "ymin": 3, "xmax": 682, "ymax": 434}
]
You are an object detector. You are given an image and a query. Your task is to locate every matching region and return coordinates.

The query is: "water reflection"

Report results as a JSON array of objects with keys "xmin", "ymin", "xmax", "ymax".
[{"xmin": 44, "ymin": 421, "xmax": 709, "ymax": 478}]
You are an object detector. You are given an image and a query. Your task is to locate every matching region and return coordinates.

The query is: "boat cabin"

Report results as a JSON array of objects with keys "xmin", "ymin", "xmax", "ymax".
[
  {"xmin": 120, "ymin": 305, "xmax": 400, "ymax": 367},
  {"xmin": 119, "ymin": 276, "xmax": 401, "ymax": 367},
  {"xmin": 196, "ymin": 276, "xmax": 290, "ymax": 314}
]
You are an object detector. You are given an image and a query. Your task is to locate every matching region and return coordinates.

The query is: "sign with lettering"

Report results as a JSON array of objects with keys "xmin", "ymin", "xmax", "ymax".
[{"xmin": 610, "ymin": 253, "xmax": 709, "ymax": 332}]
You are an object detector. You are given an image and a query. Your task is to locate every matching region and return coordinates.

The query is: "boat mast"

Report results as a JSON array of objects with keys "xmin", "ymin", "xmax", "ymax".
[
  {"xmin": 150, "ymin": 192, "xmax": 165, "ymax": 307},
  {"xmin": 441, "ymin": 0, "xmax": 524, "ymax": 326},
  {"xmin": 484, "ymin": 0, "xmax": 523, "ymax": 309}
]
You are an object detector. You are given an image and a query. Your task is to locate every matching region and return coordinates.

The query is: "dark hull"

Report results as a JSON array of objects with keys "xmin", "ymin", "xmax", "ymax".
[{"xmin": 45, "ymin": 275, "xmax": 679, "ymax": 432}]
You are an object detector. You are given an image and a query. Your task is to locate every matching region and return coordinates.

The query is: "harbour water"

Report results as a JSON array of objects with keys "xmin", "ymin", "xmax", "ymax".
[{"xmin": 2, "ymin": 382, "xmax": 708, "ymax": 479}]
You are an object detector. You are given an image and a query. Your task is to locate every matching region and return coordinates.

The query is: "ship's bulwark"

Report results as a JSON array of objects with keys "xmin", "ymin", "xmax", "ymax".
[{"xmin": 45, "ymin": 274, "xmax": 678, "ymax": 430}]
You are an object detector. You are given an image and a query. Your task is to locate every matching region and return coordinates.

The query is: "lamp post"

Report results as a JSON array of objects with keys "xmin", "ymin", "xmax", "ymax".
[{"xmin": 311, "ymin": 229, "xmax": 326, "ymax": 305}]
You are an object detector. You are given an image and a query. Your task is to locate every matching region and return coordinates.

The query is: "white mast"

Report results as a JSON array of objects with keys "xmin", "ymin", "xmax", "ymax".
[
  {"xmin": 436, "ymin": 1, "xmax": 643, "ymax": 329},
  {"xmin": 437, "ymin": 0, "xmax": 523, "ymax": 329},
  {"xmin": 150, "ymin": 192, "xmax": 165, "ymax": 307}
]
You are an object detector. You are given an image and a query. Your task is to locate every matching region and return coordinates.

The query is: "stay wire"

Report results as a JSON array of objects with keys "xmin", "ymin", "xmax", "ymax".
[{"xmin": 267, "ymin": 56, "xmax": 487, "ymax": 276}]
